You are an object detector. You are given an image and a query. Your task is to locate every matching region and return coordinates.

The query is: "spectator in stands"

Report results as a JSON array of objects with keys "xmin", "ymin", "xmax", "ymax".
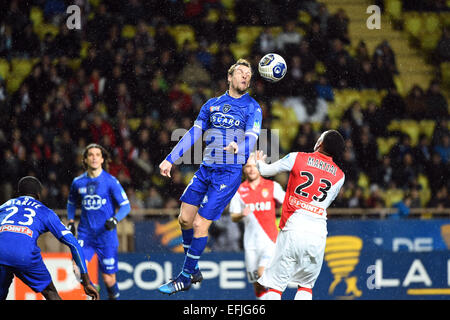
[
  {"xmin": 357, "ymin": 59, "xmax": 377, "ymax": 90},
  {"xmin": 405, "ymin": 85, "xmax": 427, "ymax": 120},
  {"xmin": 145, "ymin": 187, "xmax": 164, "ymax": 209},
  {"xmin": 434, "ymin": 133, "xmax": 450, "ymax": 163},
  {"xmin": 434, "ymin": 26, "xmax": 450, "ymax": 63},
  {"xmin": 412, "ymin": 134, "xmax": 432, "ymax": 172},
  {"xmin": 428, "ymin": 186, "xmax": 450, "ymax": 209},
  {"xmin": 326, "ymin": 8, "xmax": 350, "ymax": 44},
  {"xmin": 366, "ymin": 184, "xmax": 385, "ymax": 209},
  {"xmin": 393, "ymin": 153, "xmax": 418, "ymax": 189},
  {"xmin": 372, "ymin": 55, "xmax": 395, "ymax": 90},
  {"xmin": 314, "ymin": 74, "xmax": 334, "ymax": 102},
  {"xmin": 379, "ymin": 87, "xmax": 407, "ymax": 125},
  {"xmin": 348, "ymin": 187, "xmax": 367, "ymax": 208},
  {"xmin": 276, "ymin": 20, "xmax": 303, "ymax": 57},
  {"xmin": 304, "ymin": 18, "xmax": 327, "ymax": 62},
  {"xmin": 353, "ymin": 129, "xmax": 379, "ymax": 180},
  {"xmin": 373, "ymin": 40, "xmax": 398, "ymax": 75},
  {"xmin": 424, "ymin": 80, "xmax": 449, "ymax": 119},
  {"xmin": 0, "ymin": 24, "xmax": 13, "ymax": 59},
  {"xmin": 425, "ymin": 152, "xmax": 448, "ymax": 194}
]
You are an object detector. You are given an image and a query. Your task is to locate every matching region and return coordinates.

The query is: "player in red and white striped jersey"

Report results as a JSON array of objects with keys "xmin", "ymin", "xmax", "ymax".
[
  {"xmin": 229, "ymin": 153, "xmax": 285, "ymax": 299},
  {"xmin": 255, "ymin": 130, "xmax": 346, "ymax": 300}
]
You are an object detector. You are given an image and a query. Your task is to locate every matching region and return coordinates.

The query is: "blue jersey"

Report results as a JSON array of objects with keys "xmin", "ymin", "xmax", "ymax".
[
  {"xmin": 195, "ymin": 92, "xmax": 262, "ymax": 166},
  {"xmin": 166, "ymin": 91, "xmax": 262, "ymax": 167},
  {"xmin": 0, "ymin": 196, "xmax": 71, "ymax": 267},
  {"xmin": 67, "ymin": 170, "xmax": 130, "ymax": 236}
]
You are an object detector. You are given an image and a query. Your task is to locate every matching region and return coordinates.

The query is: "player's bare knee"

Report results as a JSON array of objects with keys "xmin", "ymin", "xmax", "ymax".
[{"xmin": 178, "ymin": 213, "xmax": 192, "ymax": 229}]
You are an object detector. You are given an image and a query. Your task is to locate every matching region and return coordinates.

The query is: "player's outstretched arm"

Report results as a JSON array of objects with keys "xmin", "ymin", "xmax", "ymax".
[
  {"xmin": 255, "ymin": 151, "xmax": 296, "ymax": 177},
  {"xmin": 60, "ymin": 233, "xmax": 99, "ymax": 300}
]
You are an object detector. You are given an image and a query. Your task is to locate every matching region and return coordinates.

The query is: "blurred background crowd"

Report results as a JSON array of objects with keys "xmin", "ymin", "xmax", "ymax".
[{"xmin": 0, "ymin": 0, "xmax": 448, "ymax": 219}]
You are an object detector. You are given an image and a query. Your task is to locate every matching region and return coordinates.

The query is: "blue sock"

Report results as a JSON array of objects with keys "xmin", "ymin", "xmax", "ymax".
[
  {"xmin": 183, "ymin": 236, "xmax": 208, "ymax": 275},
  {"xmin": 107, "ymin": 282, "xmax": 120, "ymax": 300},
  {"xmin": 181, "ymin": 228, "xmax": 194, "ymax": 254}
]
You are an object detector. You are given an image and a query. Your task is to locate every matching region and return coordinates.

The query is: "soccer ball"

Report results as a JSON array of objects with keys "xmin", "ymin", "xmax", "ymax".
[{"xmin": 258, "ymin": 53, "xmax": 287, "ymax": 82}]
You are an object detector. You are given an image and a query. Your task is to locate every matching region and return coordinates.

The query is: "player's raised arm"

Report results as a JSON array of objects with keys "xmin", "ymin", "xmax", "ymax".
[{"xmin": 255, "ymin": 151, "xmax": 298, "ymax": 177}]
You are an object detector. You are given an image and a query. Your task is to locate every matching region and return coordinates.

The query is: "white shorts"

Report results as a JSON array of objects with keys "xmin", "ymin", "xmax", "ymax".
[
  {"xmin": 257, "ymin": 229, "xmax": 326, "ymax": 292},
  {"xmin": 245, "ymin": 242, "xmax": 276, "ymax": 283}
]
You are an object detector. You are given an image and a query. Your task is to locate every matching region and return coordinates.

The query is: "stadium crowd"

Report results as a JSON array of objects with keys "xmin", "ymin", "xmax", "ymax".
[{"xmin": 0, "ymin": 0, "xmax": 448, "ymax": 218}]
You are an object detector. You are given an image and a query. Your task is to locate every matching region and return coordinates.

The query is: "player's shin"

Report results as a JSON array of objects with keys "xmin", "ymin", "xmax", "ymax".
[{"xmin": 182, "ymin": 236, "xmax": 208, "ymax": 275}]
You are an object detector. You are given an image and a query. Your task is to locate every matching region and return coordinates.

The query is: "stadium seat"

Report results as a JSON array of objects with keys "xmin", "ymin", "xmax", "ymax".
[
  {"xmin": 236, "ymin": 26, "xmax": 262, "ymax": 47},
  {"xmin": 229, "ymin": 43, "xmax": 250, "ymax": 60},
  {"xmin": 385, "ymin": 0, "xmax": 402, "ymax": 21},
  {"xmin": 399, "ymin": 120, "xmax": 420, "ymax": 146},
  {"xmin": 357, "ymin": 173, "xmax": 370, "ymax": 190},
  {"xmin": 418, "ymin": 120, "xmax": 436, "ymax": 139},
  {"xmin": 30, "ymin": 6, "xmax": 43, "ymax": 27},
  {"xmin": 298, "ymin": 10, "xmax": 311, "ymax": 25},
  {"xmin": 383, "ymin": 188, "xmax": 404, "ymax": 208},
  {"xmin": 417, "ymin": 174, "xmax": 431, "ymax": 207},
  {"xmin": 122, "ymin": 25, "xmax": 136, "ymax": 39},
  {"xmin": 128, "ymin": 118, "xmax": 141, "ymax": 131},
  {"xmin": 420, "ymin": 32, "xmax": 442, "ymax": 52},
  {"xmin": 423, "ymin": 13, "xmax": 442, "ymax": 34},
  {"xmin": 34, "ymin": 23, "xmax": 59, "ymax": 40},
  {"xmin": 376, "ymin": 137, "xmax": 398, "ymax": 156},
  {"xmin": 441, "ymin": 62, "xmax": 450, "ymax": 89},
  {"xmin": 6, "ymin": 75, "xmax": 24, "ymax": 93},
  {"xmin": 168, "ymin": 25, "xmax": 196, "ymax": 49},
  {"xmin": 403, "ymin": 13, "xmax": 423, "ymax": 38},
  {"xmin": 0, "ymin": 59, "xmax": 10, "ymax": 80},
  {"xmin": 221, "ymin": 0, "xmax": 234, "ymax": 10},
  {"xmin": 11, "ymin": 58, "xmax": 35, "ymax": 78},
  {"xmin": 206, "ymin": 8, "xmax": 220, "ymax": 23}
]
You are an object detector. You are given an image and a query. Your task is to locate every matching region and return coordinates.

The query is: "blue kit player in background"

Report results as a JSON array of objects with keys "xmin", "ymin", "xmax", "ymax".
[
  {"xmin": 67, "ymin": 143, "xmax": 131, "ymax": 300},
  {"xmin": 158, "ymin": 58, "xmax": 263, "ymax": 295},
  {"xmin": 0, "ymin": 176, "xmax": 99, "ymax": 300}
]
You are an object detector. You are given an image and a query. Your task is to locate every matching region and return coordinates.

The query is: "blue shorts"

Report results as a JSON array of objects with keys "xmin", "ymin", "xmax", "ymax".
[
  {"xmin": 0, "ymin": 260, "xmax": 52, "ymax": 299},
  {"xmin": 77, "ymin": 230, "xmax": 119, "ymax": 275},
  {"xmin": 180, "ymin": 164, "xmax": 242, "ymax": 221}
]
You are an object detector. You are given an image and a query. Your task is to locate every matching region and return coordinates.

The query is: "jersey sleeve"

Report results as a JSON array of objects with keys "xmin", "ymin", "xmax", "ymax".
[
  {"xmin": 273, "ymin": 181, "xmax": 286, "ymax": 204},
  {"xmin": 67, "ymin": 180, "xmax": 78, "ymax": 220},
  {"xmin": 229, "ymin": 191, "xmax": 245, "ymax": 214},
  {"xmin": 257, "ymin": 152, "xmax": 298, "ymax": 177},
  {"xmin": 193, "ymin": 100, "xmax": 212, "ymax": 131},
  {"xmin": 244, "ymin": 104, "xmax": 262, "ymax": 140},
  {"xmin": 110, "ymin": 177, "xmax": 131, "ymax": 221}
]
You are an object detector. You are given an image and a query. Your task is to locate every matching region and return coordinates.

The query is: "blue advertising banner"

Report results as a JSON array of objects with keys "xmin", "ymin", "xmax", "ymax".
[
  {"xmin": 111, "ymin": 219, "xmax": 450, "ymax": 300},
  {"xmin": 101, "ymin": 250, "xmax": 449, "ymax": 300}
]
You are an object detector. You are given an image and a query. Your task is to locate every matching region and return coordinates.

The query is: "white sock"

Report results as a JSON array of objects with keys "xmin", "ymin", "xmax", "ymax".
[
  {"xmin": 294, "ymin": 287, "xmax": 312, "ymax": 300},
  {"xmin": 263, "ymin": 289, "xmax": 282, "ymax": 300}
]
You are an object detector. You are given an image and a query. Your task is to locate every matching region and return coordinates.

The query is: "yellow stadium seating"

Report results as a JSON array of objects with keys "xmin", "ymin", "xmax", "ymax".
[
  {"xmin": 30, "ymin": 6, "xmax": 43, "ymax": 27},
  {"xmin": 229, "ymin": 43, "xmax": 250, "ymax": 60},
  {"xmin": 122, "ymin": 25, "xmax": 136, "ymax": 39},
  {"xmin": 236, "ymin": 26, "xmax": 262, "ymax": 47},
  {"xmin": 385, "ymin": 0, "xmax": 402, "ymax": 21},
  {"xmin": 423, "ymin": 13, "xmax": 441, "ymax": 34},
  {"xmin": 441, "ymin": 62, "xmax": 450, "ymax": 89},
  {"xmin": 357, "ymin": 173, "xmax": 370, "ymax": 190},
  {"xmin": 418, "ymin": 120, "xmax": 436, "ymax": 139},
  {"xmin": 0, "ymin": 59, "xmax": 10, "ymax": 80},
  {"xmin": 168, "ymin": 25, "xmax": 196, "ymax": 49},
  {"xmin": 376, "ymin": 136, "xmax": 399, "ymax": 156},
  {"xmin": 403, "ymin": 13, "xmax": 423, "ymax": 38}
]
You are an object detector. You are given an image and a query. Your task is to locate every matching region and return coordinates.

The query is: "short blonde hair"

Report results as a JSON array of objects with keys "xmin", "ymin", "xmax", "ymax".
[{"xmin": 228, "ymin": 58, "xmax": 252, "ymax": 76}]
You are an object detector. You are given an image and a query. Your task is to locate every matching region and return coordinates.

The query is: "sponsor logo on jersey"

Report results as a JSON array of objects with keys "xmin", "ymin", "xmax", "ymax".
[
  {"xmin": 210, "ymin": 105, "xmax": 221, "ymax": 112},
  {"xmin": 82, "ymin": 195, "xmax": 107, "ymax": 210},
  {"xmin": 210, "ymin": 113, "xmax": 240, "ymax": 129},
  {"xmin": 0, "ymin": 224, "xmax": 33, "ymax": 237},
  {"xmin": 247, "ymin": 201, "xmax": 271, "ymax": 212}
]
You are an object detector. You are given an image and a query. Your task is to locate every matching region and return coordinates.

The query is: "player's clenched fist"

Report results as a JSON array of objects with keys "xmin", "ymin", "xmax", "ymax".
[{"xmin": 159, "ymin": 159, "xmax": 173, "ymax": 178}]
